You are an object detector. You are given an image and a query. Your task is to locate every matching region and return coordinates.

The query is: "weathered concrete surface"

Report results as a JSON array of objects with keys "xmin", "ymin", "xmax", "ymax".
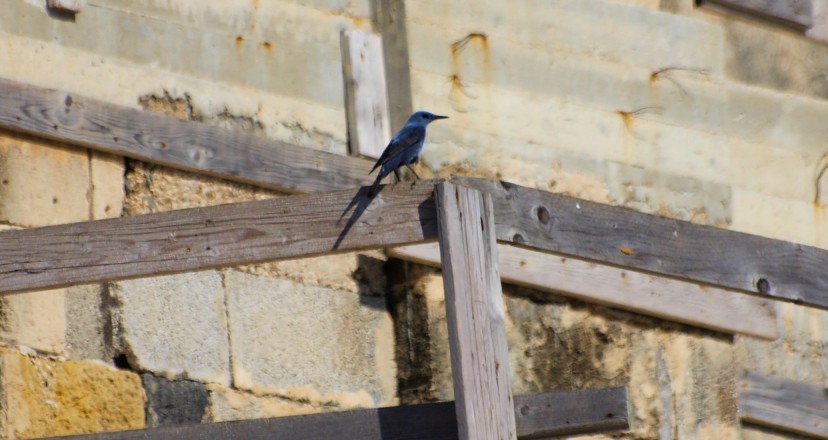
[
  {"xmin": 224, "ymin": 270, "xmax": 397, "ymax": 408},
  {"xmin": 0, "ymin": 347, "xmax": 145, "ymax": 439},
  {"xmin": 110, "ymin": 272, "xmax": 231, "ymax": 385}
]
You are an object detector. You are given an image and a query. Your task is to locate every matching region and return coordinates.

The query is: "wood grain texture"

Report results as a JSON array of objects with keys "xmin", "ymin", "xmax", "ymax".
[
  {"xmin": 453, "ymin": 177, "xmax": 828, "ymax": 310},
  {"xmin": 0, "ymin": 182, "xmax": 437, "ymax": 295},
  {"xmin": 435, "ymin": 182, "xmax": 516, "ymax": 440},
  {"xmin": 738, "ymin": 371, "xmax": 828, "ymax": 438},
  {"xmin": 0, "ymin": 78, "xmax": 373, "ymax": 193},
  {"xmin": 390, "ymin": 243, "xmax": 778, "ymax": 339},
  {"xmin": 51, "ymin": 388, "xmax": 629, "ymax": 440},
  {"xmin": 341, "ymin": 29, "xmax": 391, "ymax": 159},
  {"xmin": 703, "ymin": 0, "xmax": 813, "ymax": 30}
]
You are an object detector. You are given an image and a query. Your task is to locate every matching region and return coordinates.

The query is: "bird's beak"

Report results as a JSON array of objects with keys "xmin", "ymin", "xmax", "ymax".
[{"xmin": 433, "ymin": 114, "xmax": 449, "ymax": 120}]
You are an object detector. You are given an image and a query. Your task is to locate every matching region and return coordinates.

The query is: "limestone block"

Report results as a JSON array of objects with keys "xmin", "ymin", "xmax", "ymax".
[
  {"xmin": 205, "ymin": 383, "xmax": 319, "ymax": 422},
  {"xmin": 110, "ymin": 272, "xmax": 231, "ymax": 385},
  {"xmin": 0, "ymin": 0, "xmax": 356, "ymax": 108},
  {"xmin": 0, "ymin": 289, "xmax": 66, "ymax": 355},
  {"xmin": 407, "ymin": 0, "xmax": 724, "ymax": 74},
  {"xmin": 0, "ymin": 347, "xmax": 144, "ymax": 439},
  {"xmin": 0, "ymin": 135, "xmax": 90, "ymax": 227},
  {"xmin": 731, "ymin": 188, "xmax": 826, "ymax": 247},
  {"xmin": 224, "ymin": 270, "xmax": 397, "ymax": 407},
  {"xmin": 143, "ymin": 373, "xmax": 209, "ymax": 427},
  {"xmin": 90, "ymin": 152, "xmax": 125, "ymax": 220},
  {"xmin": 65, "ymin": 284, "xmax": 110, "ymax": 362}
]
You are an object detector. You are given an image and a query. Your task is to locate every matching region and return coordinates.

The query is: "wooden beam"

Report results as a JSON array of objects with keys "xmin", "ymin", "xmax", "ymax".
[
  {"xmin": 435, "ymin": 182, "xmax": 516, "ymax": 440},
  {"xmin": 0, "ymin": 78, "xmax": 373, "ymax": 193},
  {"xmin": 738, "ymin": 371, "xmax": 828, "ymax": 438},
  {"xmin": 702, "ymin": 0, "xmax": 813, "ymax": 30},
  {"xmin": 453, "ymin": 177, "xmax": 828, "ymax": 310},
  {"xmin": 51, "ymin": 388, "xmax": 629, "ymax": 440},
  {"xmin": 390, "ymin": 243, "xmax": 778, "ymax": 339},
  {"xmin": 340, "ymin": 29, "xmax": 391, "ymax": 159},
  {"xmin": 0, "ymin": 176, "xmax": 826, "ymax": 310},
  {"xmin": 0, "ymin": 182, "xmax": 437, "ymax": 295}
]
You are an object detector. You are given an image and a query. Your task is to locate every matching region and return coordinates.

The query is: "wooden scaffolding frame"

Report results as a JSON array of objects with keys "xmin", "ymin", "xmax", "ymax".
[{"xmin": 0, "ymin": 74, "xmax": 826, "ymax": 439}]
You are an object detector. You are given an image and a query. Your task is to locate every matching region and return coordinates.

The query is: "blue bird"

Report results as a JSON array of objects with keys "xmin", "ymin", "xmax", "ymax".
[{"xmin": 369, "ymin": 111, "xmax": 448, "ymax": 194}]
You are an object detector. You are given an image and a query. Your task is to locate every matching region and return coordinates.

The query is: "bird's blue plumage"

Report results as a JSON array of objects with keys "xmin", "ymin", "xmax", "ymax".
[{"xmin": 369, "ymin": 111, "xmax": 447, "ymax": 194}]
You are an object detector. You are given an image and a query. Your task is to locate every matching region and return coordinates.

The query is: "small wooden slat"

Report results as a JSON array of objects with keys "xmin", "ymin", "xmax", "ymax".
[
  {"xmin": 0, "ymin": 78, "xmax": 372, "ymax": 193},
  {"xmin": 390, "ymin": 243, "xmax": 778, "ymax": 339},
  {"xmin": 48, "ymin": 388, "xmax": 629, "ymax": 440},
  {"xmin": 738, "ymin": 371, "xmax": 828, "ymax": 438},
  {"xmin": 340, "ymin": 29, "xmax": 392, "ymax": 159},
  {"xmin": 702, "ymin": 0, "xmax": 813, "ymax": 30},
  {"xmin": 435, "ymin": 182, "xmax": 517, "ymax": 440},
  {"xmin": 0, "ymin": 182, "xmax": 437, "ymax": 295},
  {"xmin": 453, "ymin": 177, "xmax": 828, "ymax": 310}
]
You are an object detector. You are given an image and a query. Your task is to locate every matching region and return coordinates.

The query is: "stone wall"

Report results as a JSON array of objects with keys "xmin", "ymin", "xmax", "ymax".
[{"xmin": 0, "ymin": 0, "xmax": 825, "ymax": 439}]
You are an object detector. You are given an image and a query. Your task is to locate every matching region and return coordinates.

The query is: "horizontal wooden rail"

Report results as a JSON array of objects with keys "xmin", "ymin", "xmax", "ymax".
[
  {"xmin": 0, "ymin": 78, "xmax": 373, "ymax": 193},
  {"xmin": 49, "ymin": 388, "xmax": 629, "ymax": 440},
  {"xmin": 738, "ymin": 371, "xmax": 828, "ymax": 438}
]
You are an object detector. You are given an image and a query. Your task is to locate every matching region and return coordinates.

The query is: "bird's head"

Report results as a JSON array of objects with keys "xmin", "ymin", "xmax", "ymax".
[{"xmin": 408, "ymin": 111, "xmax": 449, "ymax": 126}]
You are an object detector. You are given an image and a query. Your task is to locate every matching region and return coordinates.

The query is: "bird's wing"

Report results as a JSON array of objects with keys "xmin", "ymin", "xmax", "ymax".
[{"xmin": 369, "ymin": 125, "xmax": 425, "ymax": 174}]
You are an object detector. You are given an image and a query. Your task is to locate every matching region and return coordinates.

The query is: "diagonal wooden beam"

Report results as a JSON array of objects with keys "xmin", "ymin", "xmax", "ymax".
[
  {"xmin": 0, "ymin": 182, "xmax": 437, "ymax": 295},
  {"xmin": 50, "ymin": 388, "xmax": 629, "ymax": 440},
  {"xmin": 0, "ymin": 78, "xmax": 373, "ymax": 193},
  {"xmin": 453, "ymin": 177, "xmax": 828, "ymax": 310},
  {"xmin": 1, "ymin": 177, "xmax": 827, "ymax": 311}
]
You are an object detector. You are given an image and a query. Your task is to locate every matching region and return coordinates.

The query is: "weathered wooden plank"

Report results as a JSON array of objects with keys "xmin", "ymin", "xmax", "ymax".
[
  {"xmin": 453, "ymin": 177, "xmax": 828, "ymax": 310},
  {"xmin": 372, "ymin": 0, "xmax": 414, "ymax": 130},
  {"xmin": 738, "ymin": 371, "xmax": 828, "ymax": 438},
  {"xmin": 48, "ymin": 388, "xmax": 629, "ymax": 440},
  {"xmin": 703, "ymin": 0, "xmax": 813, "ymax": 30},
  {"xmin": 0, "ymin": 182, "xmax": 437, "ymax": 295},
  {"xmin": 1, "ymin": 175, "xmax": 827, "ymax": 309},
  {"xmin": 390, "ymin": 243, "xmax": 778, "ymax": 339},
  {"xmin": 435, "ymin": 182, "xmax": 516, "ymax": 440},
  {"xmin": 0, "ymin": 78, "xmax": 373, "ymax": 193},
  {"xmin": 341, "ymin": 29, "xmax": 391, "ymax": 159}
]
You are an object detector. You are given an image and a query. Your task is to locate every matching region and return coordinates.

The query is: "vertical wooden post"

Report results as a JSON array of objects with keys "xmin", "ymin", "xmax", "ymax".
[
  {"xmin": 340, "ymin": 29, "xmax": 391, "ymax": 159},
  {"xmin": 435, "ymin": 182, "xmax": 517, "ymax": 440}
]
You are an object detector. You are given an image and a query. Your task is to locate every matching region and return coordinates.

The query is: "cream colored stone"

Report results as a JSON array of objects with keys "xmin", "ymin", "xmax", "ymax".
[
  {"xmin": 731, "ymin": 188, "xmax": 827, "ymax": 247},
  {"xmin": 89, "ymin": 152, "xmax": 125, "ymax": 220},
  {"xmin": 0, "ymin": 290, "xmax": 66, "ymax": 355},
  {"xmin": 0, "ymin": 135, "xmax": 90, "ymax": 227},
  {"xmin": 205, "ymin": 384, "xmax": 320, "ymax": 422}
]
